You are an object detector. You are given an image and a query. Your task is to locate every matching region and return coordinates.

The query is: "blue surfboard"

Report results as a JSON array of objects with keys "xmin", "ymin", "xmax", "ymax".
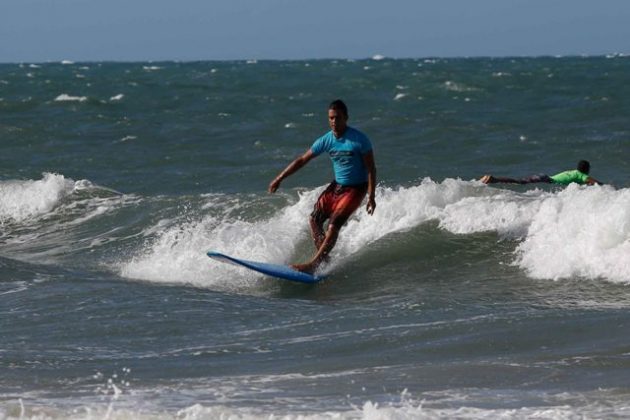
[{"xmin": 207, "ymin": 251, "xmax": 325, "ymax": 284}]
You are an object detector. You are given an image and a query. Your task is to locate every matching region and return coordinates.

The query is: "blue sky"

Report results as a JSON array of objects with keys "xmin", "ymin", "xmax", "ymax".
[{"xmin": 1, "ymin": 0, "xmax": 629, "ymax": 62}]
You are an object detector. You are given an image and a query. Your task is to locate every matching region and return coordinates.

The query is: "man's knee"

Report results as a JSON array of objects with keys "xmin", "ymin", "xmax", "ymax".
[
  {"xmin": 328, "ymin": 213, "xmax": 350, "ymax": 230},
  {"xmin": 310, "ymin": 209, "xmax": 327, "ymax": 227},
  {"xmin": 326, "ymin": 223, "xmax": 342, "ymax": 237}
]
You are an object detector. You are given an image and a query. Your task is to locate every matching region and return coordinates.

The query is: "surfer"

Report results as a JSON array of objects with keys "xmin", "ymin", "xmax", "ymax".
[
  {"xmin": 480, "ymin": 160, "xmax": 603, "ymax": 186},
  {"xmin": 268, "ymin": 99, "xmax": 377, "ymax": 274}
]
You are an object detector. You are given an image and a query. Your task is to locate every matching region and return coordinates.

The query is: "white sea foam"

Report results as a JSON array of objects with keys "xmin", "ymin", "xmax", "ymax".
[
  {"xmin": 393, "ymin": 93, "xmax": 407, "ymax": 101},
  {"xmin": 120, "ymin": 179, "xmax": 629, "ymax": 287},
  {"xmin": 345, "ymin": 180, "xmax": 628, "ymax": 283},
  {"xmin": 443, "ymin": 81, "xmax": 479, "ymax": 92},
  {"xmin": 109, "ymin": 94, "xmax": 124, "ymax": 101},
  {"xmin": 176, "ymin": 400, "xmax": 617, "ymax": 420},
  {"xmin": 515, "ymin": 184, "xmax": 630, "ymax": 282},
  {"xmin": 1, "ymin": 388, "xmax": 627, "ymax": 419},
  {"xmin": 0, "ymin": 173, "xmax": 77, "ymax": 223},
  {"xmin": 117, "ymin": 135, "xmax": 137, "ymax": 143},
  {"xmin": 120, "ymin": 190, "xmax": 320, "ymax": 289},
  {"xmin": 54, "ymin": 93, "xmax": 88, "ymax": 102},
  {"xmin": 334, "ymin": 178, "xmax": 483, "ymax": 258},
  {"xmin": 345, "ymin": 181, "xmax": 628, "ymax": 283}
]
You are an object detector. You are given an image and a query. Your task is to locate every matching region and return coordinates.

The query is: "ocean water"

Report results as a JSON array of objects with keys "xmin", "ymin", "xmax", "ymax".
[{"xmin": 1, "ymin": 57, "xmax": 629, "ymax": 419}]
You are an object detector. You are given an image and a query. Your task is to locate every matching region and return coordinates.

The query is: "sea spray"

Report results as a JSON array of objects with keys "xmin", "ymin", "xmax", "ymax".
[
  {"xmin": 516, "ymin": 184, "xmax": 630, "ymax": 282},
  {"xmin": 119, "ymin": 178, "xmax": 630, "ymax": 285},
  {"xmin": 0, "ymin": 173, "xmax": 76, "ymax": 223},
  {"xmin": 120, "ymin": 189, "xmax": 321, "ymax": 288}
]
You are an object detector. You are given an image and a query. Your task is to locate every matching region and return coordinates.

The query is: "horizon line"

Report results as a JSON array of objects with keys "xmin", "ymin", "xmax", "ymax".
[{"xmin": 1, "ymin": 52, "xmax": 629, "ymax": 65}]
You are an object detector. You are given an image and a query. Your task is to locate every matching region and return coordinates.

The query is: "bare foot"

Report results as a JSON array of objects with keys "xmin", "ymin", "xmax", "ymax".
[{"xmin": 291, "ymin": 263, "xmax": 316, "ymax": 274}]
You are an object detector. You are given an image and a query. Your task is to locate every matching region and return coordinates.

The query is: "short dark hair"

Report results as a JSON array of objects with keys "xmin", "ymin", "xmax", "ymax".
[
  {"xmin": 328, "ymin": 99, "xmax": 348, "ymax": 117},
  {"xmin": 577, "ymin": 160, "xmax": 590, "ymax": 174}
]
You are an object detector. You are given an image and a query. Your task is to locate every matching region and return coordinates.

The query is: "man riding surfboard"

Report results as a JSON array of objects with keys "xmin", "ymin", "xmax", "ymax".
[{"xmin": 268, "ymin": 100, "xmax": 377, "ymax": 274}]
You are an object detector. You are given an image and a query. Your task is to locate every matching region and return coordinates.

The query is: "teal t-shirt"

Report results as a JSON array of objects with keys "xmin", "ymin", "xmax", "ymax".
[
  {"xmin": 550, "ymin": 170, "xmax": 590, "ymax": 185},
  {"xmin": 311, "ymin": 127, "xmax": 373, "ymax": 186}
]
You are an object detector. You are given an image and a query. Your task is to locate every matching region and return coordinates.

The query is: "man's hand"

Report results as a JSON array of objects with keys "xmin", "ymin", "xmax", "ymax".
[
  {"xmin": 366, "ymin": 196, "xmax": 376, "ymax": 215},
  {"xmin": 268, "ymin": 177, "xmax": 281, "ymax": 193}
]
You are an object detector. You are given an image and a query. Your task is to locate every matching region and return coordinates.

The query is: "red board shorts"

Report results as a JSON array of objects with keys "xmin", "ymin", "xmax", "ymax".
[{"xmin": 311, "ymin": 181, "xmax": 368, "ymax": 228}]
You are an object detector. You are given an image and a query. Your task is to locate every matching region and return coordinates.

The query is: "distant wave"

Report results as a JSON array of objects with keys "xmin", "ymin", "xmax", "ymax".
[{"xmin": 54, "ymin": 93, "xmax": 87, "ymax": 102}]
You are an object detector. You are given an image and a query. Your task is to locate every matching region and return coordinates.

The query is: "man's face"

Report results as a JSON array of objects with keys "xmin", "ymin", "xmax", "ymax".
[{"xmin": 328, "ymin": 109, "xmax": 348, "ymax": 135}]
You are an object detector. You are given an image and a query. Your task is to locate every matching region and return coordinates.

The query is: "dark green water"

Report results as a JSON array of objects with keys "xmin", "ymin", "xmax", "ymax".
[{"xmin": 1, "ymin": 57, "xmax": 629, "ymax": 418}]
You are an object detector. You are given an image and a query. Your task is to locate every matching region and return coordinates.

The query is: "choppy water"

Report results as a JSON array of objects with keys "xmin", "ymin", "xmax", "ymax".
[{"xmin": 1, "ymin": 57, "xmax": 629, "ymax": 419}]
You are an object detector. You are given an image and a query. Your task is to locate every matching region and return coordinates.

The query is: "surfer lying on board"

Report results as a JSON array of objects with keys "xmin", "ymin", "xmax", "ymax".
[
  {"xmin": 480, "ymin": 160, "xmax": 604, "ymax": 186},
  {"xmin": 268, "ymin": 99, "xmax": 377, "ymax": 274}
]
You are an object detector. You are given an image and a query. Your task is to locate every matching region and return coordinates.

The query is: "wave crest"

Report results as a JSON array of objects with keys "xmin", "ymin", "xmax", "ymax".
[
  {"xmin": 119, "ymin": 179, "xmax": 630, "ymax": 286},
  {"xmin": 0, "ymin": 173, "xmax": 76, "ymax": 223}
]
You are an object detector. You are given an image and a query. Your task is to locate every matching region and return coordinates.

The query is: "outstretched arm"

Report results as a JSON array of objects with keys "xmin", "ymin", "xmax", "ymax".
[
  {"xmin": 586, "ymin": 176, "xmax": 604, "ymax": 186},
  {"xmin": 363, "ymin": 150, "xmax": 377, "ymax": 215},
  {"xmin": 268, "ymin": 149, "xmax": 316, "ymax": 193}
]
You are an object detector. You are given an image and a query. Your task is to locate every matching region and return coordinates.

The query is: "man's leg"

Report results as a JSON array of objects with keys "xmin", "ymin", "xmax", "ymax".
[
  {"xmin": 309, "ymin": 214, "xmax": 326, "ymax": 250},
  {"xmin": 308, "ymin": 183, "xmax": 335, "ymax": 249},
  {"xmin": 482, "ymin": 174, "xmax": 552, "ymax": 185},
  {"xmin": 292, "ymin": 224, "xmax": 340, "ymax": 274},
  {"xmin": 481, "ymin": 175, "xmax": 524, "ymax": 184},
  {"xmin": 522, "ymin": 174, "xmax": 552, "ymax": 184},
  {"xmin": 292, "ymin": 184, "xmax": 366, "ymax": 274}
]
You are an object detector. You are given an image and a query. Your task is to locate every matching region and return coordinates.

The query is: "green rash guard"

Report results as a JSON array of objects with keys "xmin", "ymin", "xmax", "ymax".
[{"xmin": 550, "ymin": 170, "xmax": 590, "ymax": 185}]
